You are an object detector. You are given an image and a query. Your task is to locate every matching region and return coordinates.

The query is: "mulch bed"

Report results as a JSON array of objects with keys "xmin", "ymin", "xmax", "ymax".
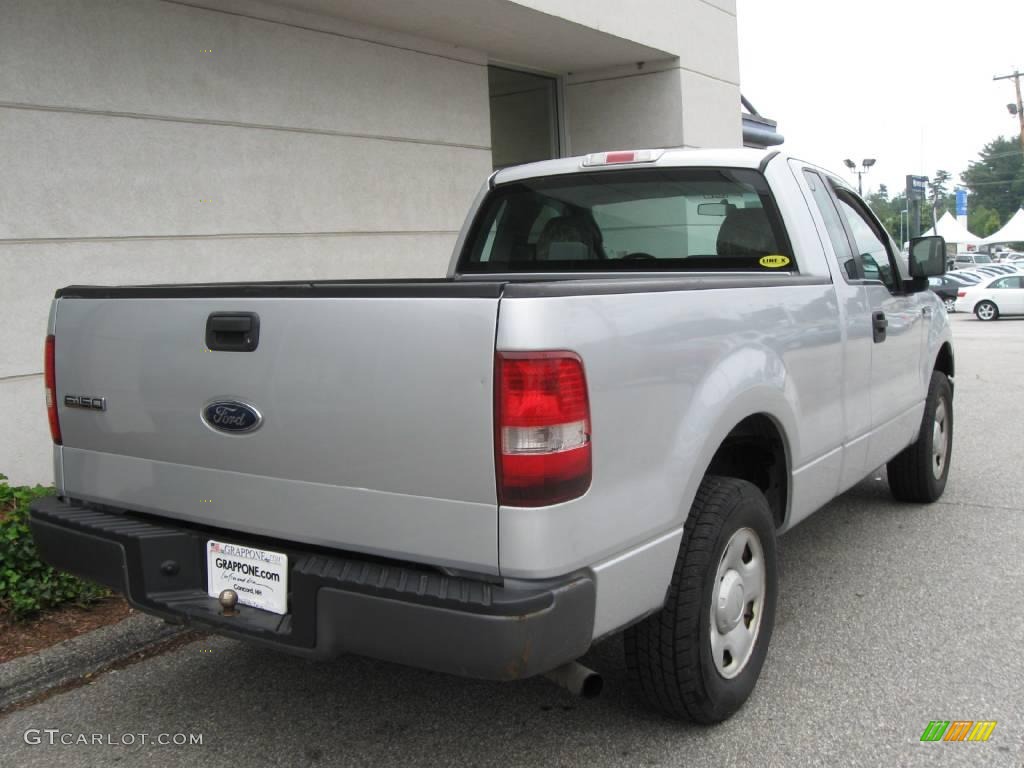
[{"xmin": 0, "ymin": 597, "xmax": 134, "ymax": 664}]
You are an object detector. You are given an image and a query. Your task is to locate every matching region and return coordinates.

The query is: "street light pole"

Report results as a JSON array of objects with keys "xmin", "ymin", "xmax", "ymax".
[{"xmin": 844, "ymin": 157, "xmax": 876, "ymax": 196}]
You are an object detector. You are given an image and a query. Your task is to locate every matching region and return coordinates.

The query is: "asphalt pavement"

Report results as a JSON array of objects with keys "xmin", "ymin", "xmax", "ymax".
[{"xmin": 2, "ymin": 313, "xmax": 1022, "ymax": 767}]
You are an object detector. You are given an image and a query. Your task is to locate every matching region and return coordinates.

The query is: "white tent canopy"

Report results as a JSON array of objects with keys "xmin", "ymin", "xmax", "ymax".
[
  {"xmin": 980, "ymin": 208, "xmax": 1024, "ymax": 245},
  {"xmin": 921, "ymin": 211, "xmax": 981, "ymax": 245}
]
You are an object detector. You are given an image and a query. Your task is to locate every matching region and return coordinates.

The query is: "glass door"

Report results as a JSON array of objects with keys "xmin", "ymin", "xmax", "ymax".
[{"xmin": 487, "ymin": 66, "xmax": 560, "ymax": 170}]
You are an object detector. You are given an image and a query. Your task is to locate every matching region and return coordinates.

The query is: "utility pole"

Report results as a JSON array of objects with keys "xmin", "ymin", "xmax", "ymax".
[{"xmin": 994, "ymin": 70, "xmax": 1024, "ymax": 152}]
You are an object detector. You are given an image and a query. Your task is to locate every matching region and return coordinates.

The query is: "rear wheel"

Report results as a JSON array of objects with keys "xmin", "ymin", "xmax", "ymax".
[
  {"xmin": 624, "ymin": 475, "xmax": 777, "ymax": 723},
  {"xmin": 943, "ymin": 297, "xmax": 956, "ymax": 313},
  {"xmin": 975, "ymin": 301, "xmax": 998, "ymax": 321},
  {"xmin": 887, "ymin": 371, "xmax": 953, "ymax": 502}
]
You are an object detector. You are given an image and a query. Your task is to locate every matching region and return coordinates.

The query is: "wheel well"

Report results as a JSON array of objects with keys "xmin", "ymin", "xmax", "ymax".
[
  {"xmin": 706, "ymin": 415, "xmax": 787, "ymax": 528},
  {"xmin": 935, "ymin": 342, "xmax": 954, "ymax": 379}
]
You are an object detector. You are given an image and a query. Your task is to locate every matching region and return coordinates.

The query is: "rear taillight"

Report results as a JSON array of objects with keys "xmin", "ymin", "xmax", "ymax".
[
  {"xmin": 495, "ymin": 352, "xmax": 591, "ymax": 507},
  {"xmin": 44, "ymin": 334, "xmax": 62, "ymax": 444},
  {"xmin": 957, "ymin": 290, "xmax": 967, "ymax": 297}
]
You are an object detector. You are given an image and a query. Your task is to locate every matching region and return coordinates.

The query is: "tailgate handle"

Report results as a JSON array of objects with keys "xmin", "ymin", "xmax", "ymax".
[{"xmin": 206, "ymin": 312, "xmax": 260, "ymax": 352}]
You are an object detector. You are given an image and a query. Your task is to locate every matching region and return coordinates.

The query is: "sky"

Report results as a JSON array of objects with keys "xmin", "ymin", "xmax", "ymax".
[{"xmin": 736, "ymin": 0, "xmax": 1024, "ymax": 199}]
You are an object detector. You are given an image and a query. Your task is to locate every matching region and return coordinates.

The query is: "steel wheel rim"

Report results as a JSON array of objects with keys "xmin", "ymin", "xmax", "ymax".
[
  {"xmin": 978, "ymin": 303, "xmax": 995, "ymax": 320},
  {"xmin": 932, "ymin": 398, "xmax": 949, "ymax": 479},
  {"xmin": 710, "ymin": 527, "xmax": 766, "ymax": 679}
]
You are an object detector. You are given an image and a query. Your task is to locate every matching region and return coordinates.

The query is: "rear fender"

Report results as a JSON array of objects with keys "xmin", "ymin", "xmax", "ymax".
[{"xmin": 671, "ymin": 347, "xmax": 797, "ymax": 530}]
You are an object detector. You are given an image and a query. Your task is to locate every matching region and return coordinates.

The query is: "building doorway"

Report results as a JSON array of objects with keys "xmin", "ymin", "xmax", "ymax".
[{"xmin": 488, "ymin": 66, "xmax": 560, "ymax": 170}]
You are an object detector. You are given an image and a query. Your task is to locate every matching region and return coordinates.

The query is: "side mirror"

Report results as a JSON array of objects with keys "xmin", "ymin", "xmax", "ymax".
[{"xmin": 909, "ymin": 236, "xmax": 946, "ymax": 277}]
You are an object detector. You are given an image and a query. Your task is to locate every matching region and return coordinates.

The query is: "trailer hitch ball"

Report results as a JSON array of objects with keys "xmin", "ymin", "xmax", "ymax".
[{"xmin": 219, "ymin": 589, "xmax": 239, "ymax": 616}]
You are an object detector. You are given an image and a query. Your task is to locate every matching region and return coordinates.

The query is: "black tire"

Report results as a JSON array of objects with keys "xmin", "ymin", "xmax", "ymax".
[
  {"xmin": 886, "ymin": 371, "xmax": 953, "ymax": 502},
  {"xmin": 975, "ymin": 300, "xmax": 999, "ymax": 321},
  {"xmin": 624, "ymin": 475, "xmax": 777, "ymax": 723}
]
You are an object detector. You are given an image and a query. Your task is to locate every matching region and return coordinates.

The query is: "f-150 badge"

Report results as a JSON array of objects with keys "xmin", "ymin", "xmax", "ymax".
[{"xmin": 64, "ymin": 395, "xmax": 106, "ymax": 411}]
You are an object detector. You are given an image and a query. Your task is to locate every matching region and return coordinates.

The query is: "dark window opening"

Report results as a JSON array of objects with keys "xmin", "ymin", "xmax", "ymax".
[
  {"xmin": 488, "ymin": 66, "xmax": 560, "ymax": 171},
  {"xmin": 460, "ymin": 167, "xmax": 795, "ymax": 273}
]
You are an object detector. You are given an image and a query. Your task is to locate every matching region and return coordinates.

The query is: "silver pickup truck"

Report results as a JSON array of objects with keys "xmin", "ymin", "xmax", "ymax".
[{"xmin": 30, "ymin": 148, "xmax": 954, "ymax": 723}]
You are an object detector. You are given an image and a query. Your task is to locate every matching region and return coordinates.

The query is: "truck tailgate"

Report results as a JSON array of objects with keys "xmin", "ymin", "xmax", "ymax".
[{"xmin": 52, "ymin": 281, "xmax": 502, "ymax": 574}]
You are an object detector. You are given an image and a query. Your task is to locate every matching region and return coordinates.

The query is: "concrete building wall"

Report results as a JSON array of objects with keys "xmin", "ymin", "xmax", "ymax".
[
  {"xmin": 566, "ymin": 64, "xmax": 686, "ymax": 154},
  {"xmin": 565, "ymin": 63, "xmax": 741, "ymax": 155},
  {"xmin": 516, "ymin": 0, "xmax": 739, "ymax": 85},
  {"xmin": 561, "ymin": 0, "xmax": 742, "ymax": 155},
  {"xmin": 0, "ymin": 0, "xmax": 492, "ymax": 483},
  {"xmin": 0, "ymin": 0, "xmax": 742, "ymax": 484}
]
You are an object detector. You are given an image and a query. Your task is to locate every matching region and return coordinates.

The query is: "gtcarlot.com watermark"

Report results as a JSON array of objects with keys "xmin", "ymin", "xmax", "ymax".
[{"xmin": 24, "ymin": 729, "xmax": 203, "ymax": 747}]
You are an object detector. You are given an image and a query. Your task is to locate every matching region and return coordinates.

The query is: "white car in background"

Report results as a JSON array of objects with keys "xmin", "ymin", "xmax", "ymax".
[
  {"xmin": 951, "ymin": 252, "xmax": 994, "ymax": 270},
  {"xmin": 955, "ymin": 274, "xmax": 1024, "ymax": 320}
]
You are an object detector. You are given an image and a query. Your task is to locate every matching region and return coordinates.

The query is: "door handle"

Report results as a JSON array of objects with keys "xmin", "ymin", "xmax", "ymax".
[
  {"xmin": 872, "ymin": 311, "xmax": 888, "ymax": 343},
  {"xmin": 206, "ymin": 312, "xmax": 260, "ymax": 352}
]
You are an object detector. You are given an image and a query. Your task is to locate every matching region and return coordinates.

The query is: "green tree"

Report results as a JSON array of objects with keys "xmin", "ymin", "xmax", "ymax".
[
  {"xmin": 960, "ymin": 136, "xmax": 1024, "ymax": 224},
  {"xmin": 967, "ymin": 205, "xmax": 1001, "ymax": 238},
  {"xmin": 928, "ymin": 170, "xmax": 952, "ymax": 207},
  {"xmin": 866, "ymin": 190, "xmax": 906, "ymax": 242}
]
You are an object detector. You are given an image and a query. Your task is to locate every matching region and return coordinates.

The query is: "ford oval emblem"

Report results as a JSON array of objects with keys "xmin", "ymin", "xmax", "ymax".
[{"xmin": 202, "ymin": 400, "xmax": 262, "ymax": 434}]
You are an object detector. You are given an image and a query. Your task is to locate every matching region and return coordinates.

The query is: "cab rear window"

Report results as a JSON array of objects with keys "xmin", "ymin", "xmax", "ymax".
[{"xmin": 459, "ymin": 168, "xmax": 794, "ymax": 273}]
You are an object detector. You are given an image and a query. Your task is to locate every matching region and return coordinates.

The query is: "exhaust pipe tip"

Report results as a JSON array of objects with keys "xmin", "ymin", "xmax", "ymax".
[
  {"xmin": 544, "ymin": 660, "xmax": 603, "ymax": 698},
  {"xmin": 578, "ymin": 670, "xmax": 603, "ymax": 698}
]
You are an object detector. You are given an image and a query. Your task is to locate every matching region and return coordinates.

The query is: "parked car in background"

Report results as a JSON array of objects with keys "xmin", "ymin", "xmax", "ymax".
[
  {"xmin": 950, "ymin": 266, "xmax": 1009, "ymax": 281},
  {"xmin": 928, "ymin": 275, "xmax": 963, "ymax": 312},
  {"xmin": 952, "ymin": 253, "xmax": 994, "ymax": 270},
  {"xmin": 973, "ymin": 264, "xmax": 1017, "ymax": 277},
  {"xmin": 949, "ymin": 270, "xmax": 984, "ymax": 284},
  {"xmin": 945, "ymin": 271, "xmax": 978, "ymax": 283},
  {"xmin": 955, "ymin": 274, "xmax": 1024, "ymax": 320}
]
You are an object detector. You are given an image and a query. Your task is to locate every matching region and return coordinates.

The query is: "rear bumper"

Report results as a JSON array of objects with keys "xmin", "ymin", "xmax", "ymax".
[{"xmin": 28, "ymin": 496, "xmax": 595, "ymax": 680}]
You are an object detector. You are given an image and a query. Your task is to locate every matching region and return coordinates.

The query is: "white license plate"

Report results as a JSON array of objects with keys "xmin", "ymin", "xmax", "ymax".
[{"xmin": 207, "ymin": 540, "xmax": 288, "ymax": 615}]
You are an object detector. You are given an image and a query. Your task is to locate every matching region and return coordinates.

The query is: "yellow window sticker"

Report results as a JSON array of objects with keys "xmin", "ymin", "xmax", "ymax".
[{"xmin": 759, "ymin": 255, "xmax": 791, "ymax": 269}]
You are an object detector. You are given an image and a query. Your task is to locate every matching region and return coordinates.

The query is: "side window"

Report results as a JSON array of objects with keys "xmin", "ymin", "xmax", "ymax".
[
  {"xmin": 990, "ymin": 277, "xmax": 1016, "ymax": 289},
  {"xmin": 831, "ymin": 188, "xmax": 900, "ymax": 293},
  {"xmin": 802, "ymin": 170, "xmax": 857, "ymax": 280},
  {"xmin": 478, "ymin": 201, "xmax": 505, "ymax": 262}
]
